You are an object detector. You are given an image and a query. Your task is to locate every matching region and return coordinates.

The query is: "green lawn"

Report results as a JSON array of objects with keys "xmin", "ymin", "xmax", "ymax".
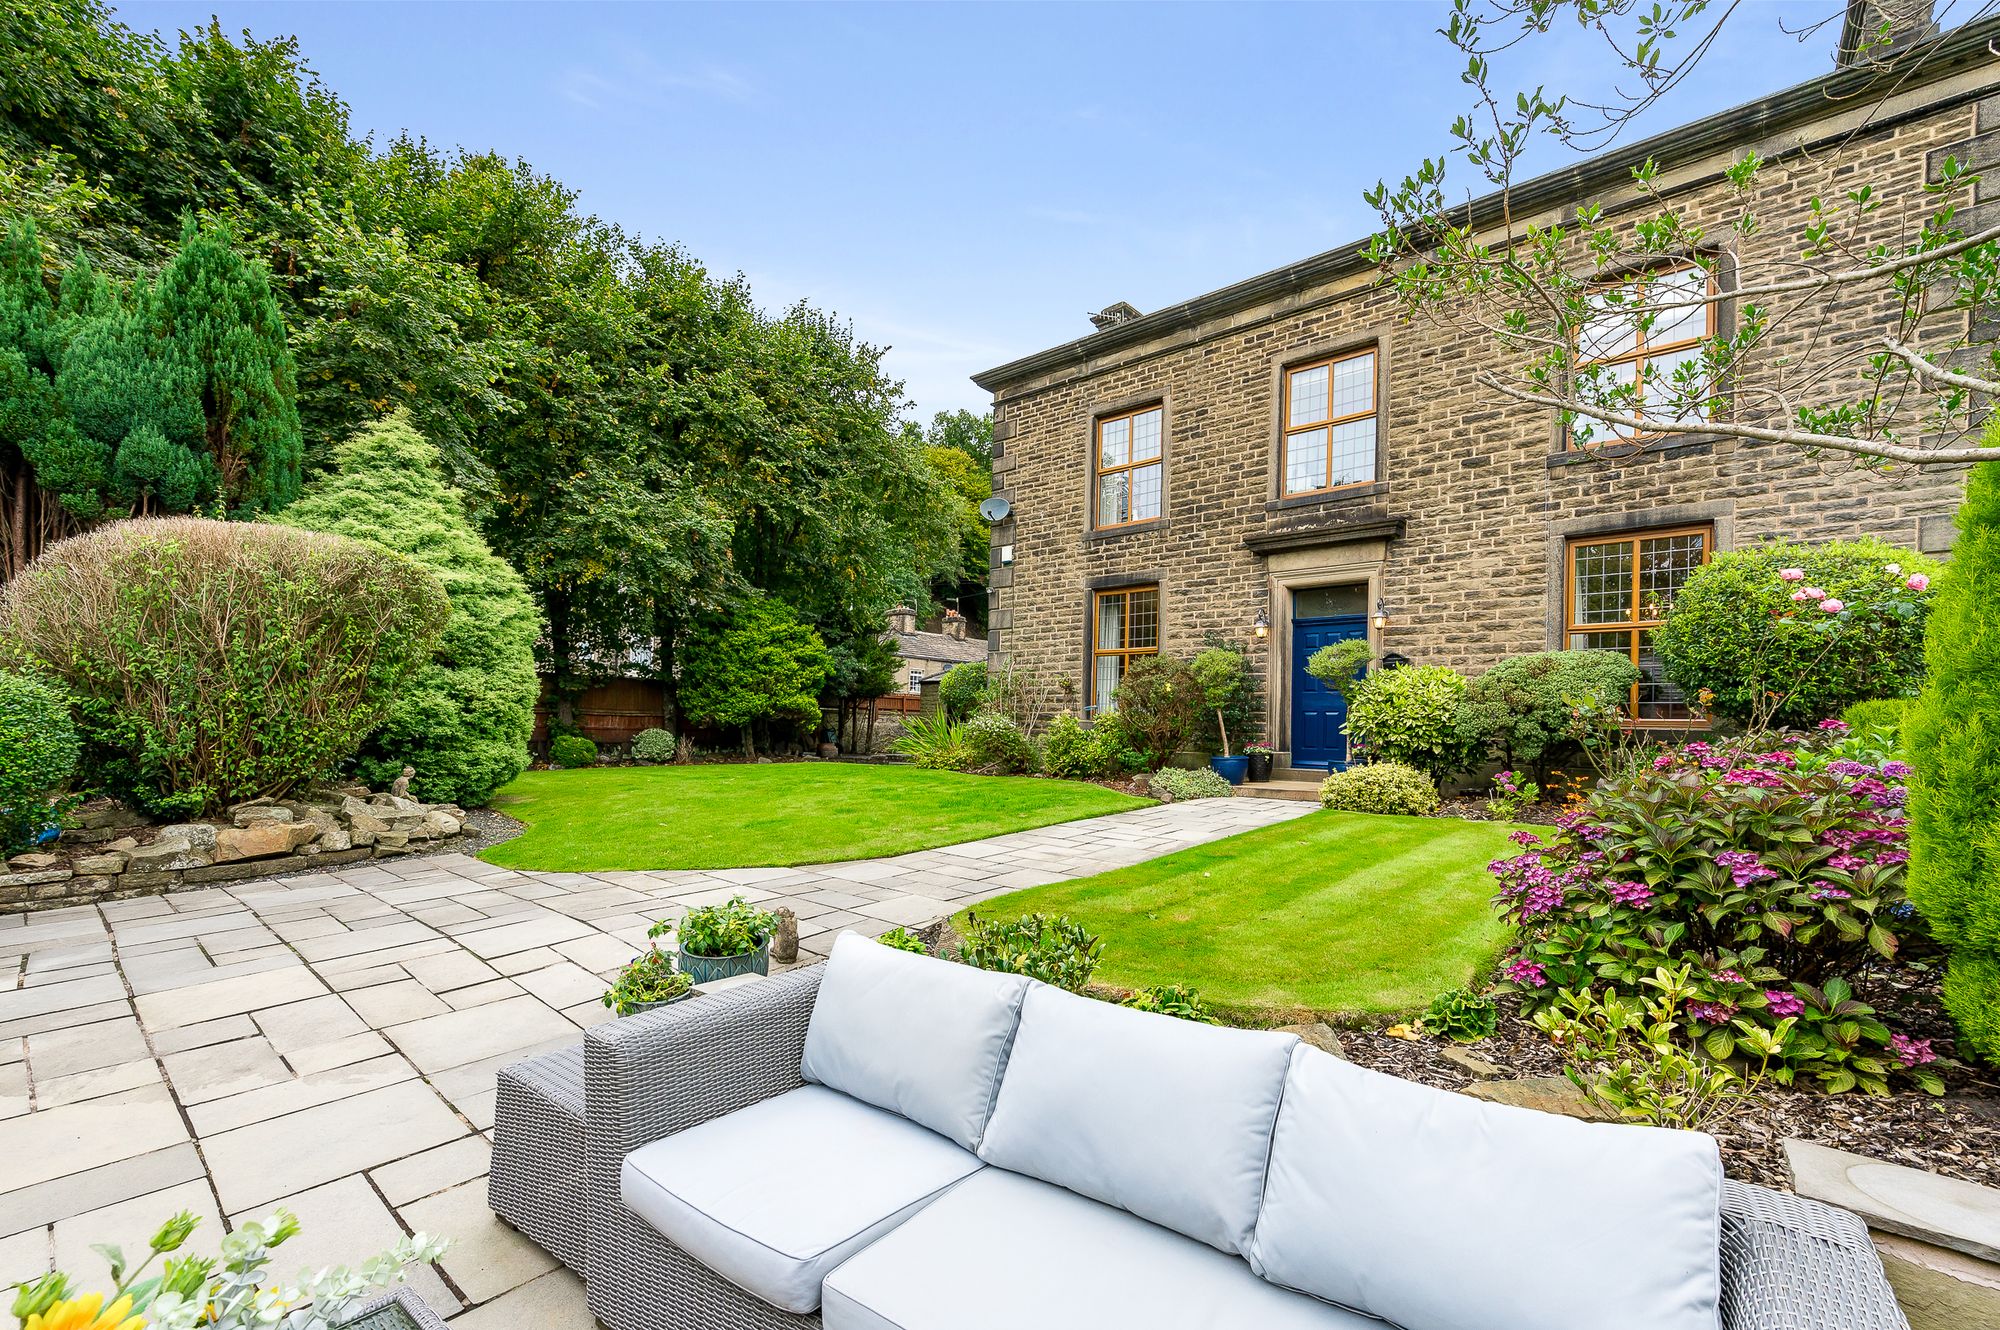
[
  {"xmin": 954, "ymin": 811, "xmax": 1517, "ymax": 1021},
  {"xmin": 480, "ymin": 763, "xmax": 1150, "ymax": 872}
]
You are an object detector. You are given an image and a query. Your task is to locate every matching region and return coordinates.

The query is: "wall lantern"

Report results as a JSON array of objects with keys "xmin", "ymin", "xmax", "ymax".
[
  {"xmin": 1252, "ymin": 608, "xmax": 1271, "ymax": 639},
  {"xmin": 1373, "ymin": 598, "xmax": 1391, "ymax": 631}
]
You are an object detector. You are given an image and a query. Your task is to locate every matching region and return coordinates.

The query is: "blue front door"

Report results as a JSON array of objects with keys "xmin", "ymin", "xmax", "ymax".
[{"xmin": 1291, "ymin": 613, "xmax": 1368, "ymax": 769}]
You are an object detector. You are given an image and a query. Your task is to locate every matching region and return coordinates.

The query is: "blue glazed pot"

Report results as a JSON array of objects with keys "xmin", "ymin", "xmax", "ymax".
[
  {"xmin": 678, "ymin": 938, "xmax": 771, "ymax": 984},
  {"xmin": 1209, "ymin": 754, "xmax": 1250, "ymax": 785},
  {"xmin": 616, "ymin": 987, "xmax": 695, "ymax": 1017}
]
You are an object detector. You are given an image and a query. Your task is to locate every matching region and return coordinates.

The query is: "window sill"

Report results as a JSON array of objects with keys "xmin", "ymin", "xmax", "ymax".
[
  {"xmin": 1547, "ymin": 436, "xmax": 1715, "ymax": 468},
  {"xmin": 1081, "ymin": 519, "xmax": 1170, "ymax": 546},
  {"xmin": 1263, "ymin": 482, "xmax": 1386, "ymax": 513}
]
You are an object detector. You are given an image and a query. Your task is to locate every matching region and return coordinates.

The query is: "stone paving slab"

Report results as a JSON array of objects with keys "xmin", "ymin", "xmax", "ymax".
[{"xmin": 0, "ymin": 794, "xmax": 1309, "ymax": 1322}]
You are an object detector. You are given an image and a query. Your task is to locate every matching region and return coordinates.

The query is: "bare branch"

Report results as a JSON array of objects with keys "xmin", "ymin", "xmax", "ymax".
[{"xmin": 1883, "ymin": 337, "xmax": 2000, "ymax": 396}]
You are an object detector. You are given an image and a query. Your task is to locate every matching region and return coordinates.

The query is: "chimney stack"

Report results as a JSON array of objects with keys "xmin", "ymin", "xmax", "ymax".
[
  {"xmin": 888, "ymin": 605, "xmax": 916, "ymax": 634},
  {"xmin": 941, "ymin": 609, "xmax": 967, "ymax": 641},
  {"xmin": 1836, "ymin": 0, "xmax": 1938, "ymax": 69}
]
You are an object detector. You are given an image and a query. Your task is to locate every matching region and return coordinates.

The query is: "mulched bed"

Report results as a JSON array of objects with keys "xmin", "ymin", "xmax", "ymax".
[{"xmin": 1336, "ymin": 974, "xmax": 2000, "ymax": 1193}]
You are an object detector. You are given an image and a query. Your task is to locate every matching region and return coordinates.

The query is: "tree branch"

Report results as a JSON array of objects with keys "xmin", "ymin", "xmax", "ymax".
[{"xmin": 1883, "ymin": 337, "xmax": 2000, "ymax": 396}]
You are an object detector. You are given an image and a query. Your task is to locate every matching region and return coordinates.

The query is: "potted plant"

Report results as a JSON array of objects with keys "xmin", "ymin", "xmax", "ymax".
[
  {"xmin": 675, "ymin": 895, "xmax": 781, "ymax": 983},
  {"xmin": 1243, "ymin": 742, "xmax": 1275, "ymax": 783},
  {"xmin": 1191, "ymin": 647, "xmax": 1250, "ymax": 784},
  {"xmin": 603, "ymin": 931, "xmax": 697, "ymax": 1016}
]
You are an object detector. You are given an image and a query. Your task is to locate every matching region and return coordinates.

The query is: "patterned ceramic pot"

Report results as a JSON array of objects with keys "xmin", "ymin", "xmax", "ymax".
[{"xmin": 678, "ymin": 938, "xmax": 771, "ymax": 984}]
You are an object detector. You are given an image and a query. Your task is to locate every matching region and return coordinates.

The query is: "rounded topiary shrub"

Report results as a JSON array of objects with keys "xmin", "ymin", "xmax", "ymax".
[
  {"xmin": 0, "ymin": 670, "xmax": 82, "ymax": 855},
  {"xmin": 965, "ymin": 711, "xmax": 1038, "ymax": 774},
  {"xmin": 1460, "ymin": 650, "xmax": 1642, "ymax": 775},
  {"xmin": 1908, "ymin": 453, "xmax": 2000, "ymax": 1061},
  {"xmin": 1655, "ymin": 538, "xmax": 1939, "ymax": 727},
  {"xmin": 1319, "ymin": 761, "xmax": 1440, "ymax": 816},
  {"xmin": 631, "ymin": 728, "xmax": 677, "ymax": 763},
  {"xmin": 2, "ymin": 518, "xmax": 448, "ymax": 817},
  {"xmin": 1345, "ymin": 664, "xmax": 1482, "ymax": 785},
  {"xmin": 550, "ymin": 734, "xmax": 599, "ymax": 769},
  {"xmin": 1145, "ymin": 766, "xmax": 1234, "ymax": 802},
  {"xmin": 278, "ymin": 414, "xmax": 541, "ymax": 806},
  {"xmin": 937, "ymin": 660, "xmax": 986, "ymax": 722}
]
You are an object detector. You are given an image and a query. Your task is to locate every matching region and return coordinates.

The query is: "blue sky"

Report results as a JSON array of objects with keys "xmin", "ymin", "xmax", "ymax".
[{"xmin": 121, "ymin": 0, "xmax": 1854, "ymax": 421}]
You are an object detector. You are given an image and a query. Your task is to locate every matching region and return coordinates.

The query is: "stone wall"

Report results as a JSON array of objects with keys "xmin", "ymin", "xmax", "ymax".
[
  {"xmin": 0, "ymin": 787, "xmax": 467, "ymax": 912},
  {"xmin": 979, "ymin": 65, "xmax": 1997, "ymax": 753}
]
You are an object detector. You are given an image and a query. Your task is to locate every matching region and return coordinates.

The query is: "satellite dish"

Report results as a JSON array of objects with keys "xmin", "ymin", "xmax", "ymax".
[{"xmin": 978, "ymin": 496, "xmax": 1012, "ymax": 522}]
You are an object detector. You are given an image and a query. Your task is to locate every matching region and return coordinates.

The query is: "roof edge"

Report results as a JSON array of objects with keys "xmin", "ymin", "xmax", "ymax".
[{"xmin": 972, "ymin": 17, "xmax": 2000, "ymax": 394}]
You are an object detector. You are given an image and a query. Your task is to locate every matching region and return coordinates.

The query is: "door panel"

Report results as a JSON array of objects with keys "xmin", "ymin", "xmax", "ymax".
[{"xmin": 1291, "ymin": 613, "xmax": 1368, "ymax": 770}]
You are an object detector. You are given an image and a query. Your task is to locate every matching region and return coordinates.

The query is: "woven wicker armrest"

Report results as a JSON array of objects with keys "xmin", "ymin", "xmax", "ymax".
[{"xmin": 1720, "ymin": 1178, "xmax": 1909, "ymax": 1330}]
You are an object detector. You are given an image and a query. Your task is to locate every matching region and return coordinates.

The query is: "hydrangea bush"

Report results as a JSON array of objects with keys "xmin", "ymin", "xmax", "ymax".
[{"xmin": 1490, "ymin": 723, "xmax": 1942, "ymax": 1095}]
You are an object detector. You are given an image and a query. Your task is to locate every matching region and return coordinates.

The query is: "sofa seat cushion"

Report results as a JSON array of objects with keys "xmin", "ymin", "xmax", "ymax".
[
  {"xmin": 821, "ymin": 1168, "xmax": 1375, "ymax": 1330},
  {"xmin": 802, "ymin": 931, "xmax": 1032, "ymax": 1150},
  {"xmin": 620, "ymin": 1085, "xmax": 982, "ymax": 1314},
  {"xmin": 976, "ymin": 982, "xmax": 1297, "ymax": 1255},
  {"xmin": 1249, "ymin": 1045, "xmax": 1724, "ymax": 1330}
]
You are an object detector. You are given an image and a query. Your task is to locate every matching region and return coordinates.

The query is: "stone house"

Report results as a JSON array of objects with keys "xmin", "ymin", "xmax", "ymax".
[
  {"xmin": 886, "ymin": 606, "xmax": 987, "ymax": 694},
  {"xmin": 972, "ymin": 10, "xmax": 1997, "ymax": 773}
]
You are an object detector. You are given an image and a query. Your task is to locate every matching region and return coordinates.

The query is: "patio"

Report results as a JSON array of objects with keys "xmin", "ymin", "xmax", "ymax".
[{"xmin": 0, "ymin": 798, "xmax": 1304, "ymax": 1324}]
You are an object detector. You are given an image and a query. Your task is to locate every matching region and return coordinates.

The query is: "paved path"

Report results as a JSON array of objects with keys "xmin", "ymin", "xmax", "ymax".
[{"xmin": 0, "ymin": 797, "xmax": 1307, "ymax": 1324}]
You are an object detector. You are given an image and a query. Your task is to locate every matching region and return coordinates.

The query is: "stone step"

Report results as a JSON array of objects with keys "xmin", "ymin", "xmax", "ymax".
[
  {"xmin": 1238, "ymin": 780, "xmax": 1322, "ymax": 803},
  {"xmin": 1274, "ymin": 766, "xmax": 1331, "ymax": 784}
]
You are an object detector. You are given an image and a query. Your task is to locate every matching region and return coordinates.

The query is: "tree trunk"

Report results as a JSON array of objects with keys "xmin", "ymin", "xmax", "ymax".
[
  {"xmin": 866, "ymin": 696, "xmax": 879, "ymax": 755},
  {"xmin": 547, "ymin": 589, "xmax": 576, "ymax": 732},
  {"xmin": 654, "ymin": 608, "xmax": 683, "ymax": 734}
]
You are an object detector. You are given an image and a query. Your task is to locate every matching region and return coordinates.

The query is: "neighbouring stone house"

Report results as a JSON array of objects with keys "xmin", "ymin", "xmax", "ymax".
[
  {"xmin": 972, "ymin": 8, "xmax": 1997, "ymax": 773},
  {"xmin": 886, "ymin": 606, "xmax": 987, "ymax": 694}
]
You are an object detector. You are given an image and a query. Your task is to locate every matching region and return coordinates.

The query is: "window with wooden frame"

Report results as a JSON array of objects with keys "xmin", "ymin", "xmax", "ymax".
[
  {"xmin": 1094, "ymin": 405, "xmax": 1164, "ymax": 529},
  {"xmin": 1089, "ymin": 584, "xmax": 1159, "ymax": 713},
  {"xmin": 1565, "ymin": 526, "xmax": 1713, "ymax": 723},
  {"xmin": 1574, "ymin": 260, "xmax": 1717, "ymax": 445},
  {"xmin": 1281, "ymin": 346, "xmax": 1378, "ymax": 497}
]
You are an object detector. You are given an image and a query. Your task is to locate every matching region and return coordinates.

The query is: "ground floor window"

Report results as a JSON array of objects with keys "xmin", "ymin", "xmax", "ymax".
[
  {"xmin": 1090, "ymin": 584, "xmax": 1159, "ymax": 713},
  {"xmin": 1564, "ymin": 525, "xmax": 1711, "ymax": 722}
]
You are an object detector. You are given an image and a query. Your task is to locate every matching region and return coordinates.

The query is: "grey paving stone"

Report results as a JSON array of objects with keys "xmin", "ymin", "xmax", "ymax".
[
  {"xmin": 0, "ymin": 1142, "xmax": 206, "ymax": 1236},
  {"xmin": 369, "ymin": 1133, "xmax": 490, "ymax": 1206},
  {"xmin": 202, "ymin": 1079, "xmax": 465, "ymax": 1212},
  {"xmin": 162, "ymin": 1036, "xmax": 293, "ymax": 1104},
  {"xmin": 51, "ymin": 1177, "xmax": 222, "ymax": 1283},
  {"xmin": 186, "ymin": 1052, "xmax": 418, "ymax": 1136},
  {"xmin": 26, "ymin": 1017, "xmax": 149, "ymax": 1080},
  {"xmin": 1787, "ymin": 1138, "xmax": 2000, "ymax": 1263},
  {"xmin": 343, "ymin": 979, "xmax": 449, "ymax": 1027},
  {"xmin": 134, "ymin": 965, "xmax": 326, "ymax": 1032},
  {"xmin": 384, "ymin": 994, "xmax": 577, "ymax": 1074},
  {"xmin": 0, "ymin": 1085, "xmax": 192, "ymax": 1197},
  {"xmin": 228, "ymin": 1173, "xmax": 459, "ymax": 1316},
  {"xmin": 36, "ymin": 1058, "xmax": 163, "ymax": 1108},
  {"xmin": 399, "ymin": 1176, "xmax": 557, "ymax": 1303},
  {"xmin": 149, "ymin": 1013, "xmax": 259, "ymax": 1056}
]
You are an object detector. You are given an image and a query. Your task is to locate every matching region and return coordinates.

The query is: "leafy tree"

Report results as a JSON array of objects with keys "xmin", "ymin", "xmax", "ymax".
[
  {"xmin": 277, "ymin": 412, "xmax": 541, "ymax": 805},
  {"xmin": 1367, "ymin": 3, "xmax": 1997, "ymax": 470},
  {"xmin": 922, "ymin": 408, "xmax": 993, "ymax": 467},
  {"xmin": 680, "ymin": 597, "xmax": 834, "ymax": 756},
  {"xmin": 1907, "ymin": 441, "xmax": 2000, "ymax": 1061}
]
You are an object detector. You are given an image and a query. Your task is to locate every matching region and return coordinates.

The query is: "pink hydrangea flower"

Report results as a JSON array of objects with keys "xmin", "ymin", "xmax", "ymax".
[
  {"xmin": 1765, "ymin": 990, "xmax": 1806, "ymax": 1017},
  {"xmin": 1607, "ymin": 880, "xmax": 1654, "ymax": 907},
  {"xmin": 1504, "ymin": 958, "xmax": 1548, "ymax": 988},
  {"xmin": 1779, "ymin": 568, "xmax": 1805, "ymax": 582},
  {"xmin": 1713, "ymin": 969, "xmax": 1745, "ymax": 985},
  {"xmin": 1687, "ymin": 1000, "xmax": 1735, "ymax": 1025},
  {"xmin": 1819, "ymin": 598, "xmax": 1846, "ymax": 613},
  {"xmin": 1906, "ymin": 573, "xmax": 1930, "ymax": 592},
  {"xmin": 1890, "ymin": 1033, "xmax": 1936, "ymax": 1068},
  {"xmin": 1818, "ymin": 719, "xmax": 1850, "ymax": 732}
]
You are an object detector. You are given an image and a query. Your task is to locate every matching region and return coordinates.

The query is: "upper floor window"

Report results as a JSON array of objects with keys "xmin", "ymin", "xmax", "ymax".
[
  {"xmin": 1565, "ymin": 525, "xmax": 1712, "ymax": 723},
  {"xmin": 1090, "ymin": 584, "xmax": 1159, "ymax": 713},
  {"xmin": 1574, "ymin": 261, "xmax": 1716, "ymax": 444},
  {"xmin": 1095, "ymin": 405, "xmax": 1164, "ymax": 528},
  {"xmin": 1282, "ymin": 347, "xmax": 1377, "ymax": 496}
]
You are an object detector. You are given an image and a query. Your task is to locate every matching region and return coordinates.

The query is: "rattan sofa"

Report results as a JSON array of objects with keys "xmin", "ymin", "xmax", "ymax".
[{"xmin": 491, "ymin": 936, "xmax": 1911, "ymax": 1330}]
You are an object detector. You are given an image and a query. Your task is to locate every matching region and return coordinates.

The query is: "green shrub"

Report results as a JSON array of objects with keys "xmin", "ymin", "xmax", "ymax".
[
  {"xmin": 1112, "ymin": 655, "xmax": 1203, "ymax": 768},
  {"xmin": 1842, "ymin": 699, "xmax": 1908, "ymax": 745},
  {"xmin": 938, "ymin": 660, "xmax": 986, "ymax": 722},
  {"xmin": 1656, "ymin": 538, "xmax": 1940, "ymax": 726},
  {"xmin": 893, "ymin": 712, "xmax": 972, "ymax": 770},
  {"xmin": 1188, "ymin": 645, "xmax": 1255, "ymax": 756},
  {"xmin": 964, "ymin": 711, "xmax": 1038, "ymax": 774},
  {"xmin": 1146, "ymin": 766, "xmax": 1235, "ymax": 802},
  {"xmin": 601, "ymin": 948, "xmax": 692, "ymax": 1015},
  {"xmin": 550, "ymin": 734, "xmax": 598, "ymax": 769},
  {"xmin": 631, "ymin": 728, "xmax": 677, "ymax": 763},
  {"xmin": 1, "ymin": 517, "xmax": 447, "ymax": 817},
  {"xmin": 1042, "ymin": 713, "xmax": 1142, "ymax": 780},
  {"xmin": 1122, "ymin": 983, "xmax": 1218, "ymax": 1023},
  {"xmin": 277, "ymin": 414, "xmax": 541, "ymax": 806},
  {"xmin": 1423, "ymin": 987, "xmax": 1498, "ymax": 1042},
  {"xmin": 1494, "ymin": 728, "xmax": 1940, "ymax": 1094},
  {"xmin": 681, "ymin": 597, "xmax": 833, "ymax": 755},
  {"xmin": 957, "ymin": 911, "xmax": 1103, "ymax": 991},
  {"xmin": 876, "ymin": 927, "xmax": 928, "ymax": 955},
  {"xmin": 678, "ymin": 895, "xmax": 780, "ymax": 957},
  {"xmin": 1318, "ymin": 761, "xmax": 1441, "ymax": 815},
  {"xmin": 1908, "ymin": 453, "xmax": 2000, "ymax": 1061},
  {"xmin": 1460, "ymin": 650, "xmax": 1642, "ymax": 776},
  {"xmin": 0, "ymin": 670, "xmax": 81, "ymax": 855},
  {"xmin": 1345, "ymin": 664, "xmax": 1482, "ymax": 785}
]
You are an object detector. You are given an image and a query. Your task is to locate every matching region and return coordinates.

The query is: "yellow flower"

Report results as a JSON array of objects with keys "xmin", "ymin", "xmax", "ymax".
[{"xmin": 25, "ymin": 1293, "xmax": 146, "ymax": 1330}]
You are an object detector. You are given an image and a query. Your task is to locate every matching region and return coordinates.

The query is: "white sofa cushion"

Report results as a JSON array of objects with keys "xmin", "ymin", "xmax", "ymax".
[
  {"xmin": 801, "ymin": 931, "xmax": 1032, "ymax": 1150},
  {"xmin": 620, "ymin": 1085, "xmax": 982, "ymax": 1314},
  {"xmin": 821, "ymin": 1167, "xmax": 1375, "ymax": 1330},
  {"xmin": 1249, "ymin": 1045, "xmax": 1724, "ymax": 1330},
  {"xmin": 975, "ymin": 983, "xmax": 1297, "ymax": 1254}
]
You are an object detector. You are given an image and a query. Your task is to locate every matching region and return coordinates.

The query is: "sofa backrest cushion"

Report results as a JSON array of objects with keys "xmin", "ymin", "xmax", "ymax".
[
  {"xmin": 976, "ymin": 983, "xmax": 1298, "ymax": 1255},
  {"xmin": 1249, "ymin": 1045, "xmax": 1723, "ymax": 1330},
  {"xmin": 800, "ymin": 931, "xmax": 1031, "ymax": 1151}
]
